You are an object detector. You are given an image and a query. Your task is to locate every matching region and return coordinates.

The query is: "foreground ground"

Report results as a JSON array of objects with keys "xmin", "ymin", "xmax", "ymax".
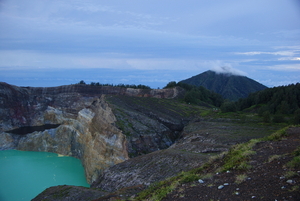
[
  {"xmin": 161, "ymin": 127, "xmax": 300, "ymax": 201},
  {"xmin": 33, "ymin": 124, "xmax": 297, "ymax": 201}
]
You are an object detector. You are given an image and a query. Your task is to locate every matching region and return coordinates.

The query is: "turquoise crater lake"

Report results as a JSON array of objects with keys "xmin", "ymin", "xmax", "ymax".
[{"xmin": 0, "ymin": 150, "xmax": 89, "ymax": 201}]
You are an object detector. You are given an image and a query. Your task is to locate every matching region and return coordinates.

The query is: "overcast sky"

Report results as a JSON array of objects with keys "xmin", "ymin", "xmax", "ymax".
[{"xmin": 0, "ymin": 0, "xmax": 299, "ymax": 88}]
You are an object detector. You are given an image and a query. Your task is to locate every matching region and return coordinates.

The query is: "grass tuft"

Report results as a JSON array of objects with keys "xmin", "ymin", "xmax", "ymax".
[
  {"xmin": 235, "ymin": 174, "xmax": 247, "ymax": 184},
  {"xmin": 200, "ymin": 173, "xmax": 213, "ymax": 180},
  {"xmin": 286, "ymin": 156, "xmax": 300, "ymax": 169},
  {"xmin": 180, "ymin": 172, "xmax": 200, "ymax": 183},
  {"xmin": 284, "ymin": 171, "xmax": 298, "ymax": 179},
  {"xmin": 289, "ymin": 185, "xmax": 299, "ymax": 192},
  {"xmin": 135, "ymin": 177, "xmax": 180, "ymax": 201},
  {"xmin": 268, "ymin": 154, "xmax": 282, "ymax": 163},
  {"xmin": 293, "ymin": 146, "xmax": 300, "ymax": 156}
]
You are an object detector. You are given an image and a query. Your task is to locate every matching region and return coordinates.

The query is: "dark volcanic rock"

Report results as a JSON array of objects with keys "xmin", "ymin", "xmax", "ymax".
[
  {"xmin": 31, "ymin": 185, "xmax": 108, "ymax": 201},
  {"xmin": 106, "ymin": 95, "xmax": 187, "ymax": 156},
  {"xmin": 5, "ymin": 124, "xmax": 60, "ymax": 135},
  {"xmin": 91, "ymin": 148, "xmax": 210, "ymax": 192}
]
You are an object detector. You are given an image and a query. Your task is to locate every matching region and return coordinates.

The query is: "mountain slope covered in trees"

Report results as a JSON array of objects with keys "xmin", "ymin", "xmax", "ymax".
[
  {"xmin": 164, "ymin": 81, "xmax": 224, "ymax": 107},
  {"xmin": 236, "ymin": 83, "xmax": 300, "ymax": 123},
  {"xmin": 180, "ymin": 70, "xmax": 267, "ymax": 101}
]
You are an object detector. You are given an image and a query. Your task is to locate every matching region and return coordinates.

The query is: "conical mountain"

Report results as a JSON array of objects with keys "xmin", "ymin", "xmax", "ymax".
[{"xmin": 180, "ymin": 70, "xmax": 267, "ymax": 101}]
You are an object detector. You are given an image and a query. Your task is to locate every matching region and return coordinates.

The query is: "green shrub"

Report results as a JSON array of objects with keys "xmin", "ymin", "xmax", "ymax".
[
  {"xmin": 221, "ymin": 101, "xmax": 237, "ymax": 113},
  {"xmin": 286, "ymin": 156, "xmax": 300, "ymax": 169},
  {"xmin": 180, "ymin": 172, "xmax": 200, "ymax": 183}
]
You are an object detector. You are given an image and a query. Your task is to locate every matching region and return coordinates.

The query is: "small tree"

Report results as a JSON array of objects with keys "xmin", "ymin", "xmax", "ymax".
[
  {"xmin": 164, "ymin": 81, "xmax": 177, "ymax": 89},
  {"xmin": 221, "ymin": 101, "xmax": 237, "ymax": 113},
  {"xmin": 78, "ymin": 80, "xmax": 86, "ymax": 85},
  {"xmin": 184, "ymin": 89, "xmax": 200, "ymax": 105}
]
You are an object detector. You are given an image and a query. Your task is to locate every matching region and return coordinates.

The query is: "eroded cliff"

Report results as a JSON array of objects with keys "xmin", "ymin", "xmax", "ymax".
[{"xmin": 0, "ymin": 82, "xmax": 185, "ymax": 184}]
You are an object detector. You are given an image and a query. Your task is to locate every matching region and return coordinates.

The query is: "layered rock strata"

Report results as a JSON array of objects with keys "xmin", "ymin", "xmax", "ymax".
[
  {"xmin": 0, "ymin": 82, "xmax": 184, "ymax": 184},
  {"xmin": 1, "ymin": 95, "xmax": 128, "ymax": 183}
]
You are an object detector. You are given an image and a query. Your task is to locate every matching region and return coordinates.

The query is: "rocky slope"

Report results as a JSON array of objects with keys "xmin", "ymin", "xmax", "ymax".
[
  {"xmin": 162, "ymin": 127, "xmax": 300, "ymax": 201},
  {"xmin": 105, "ymin": 95, "xmax": 190, "ymax": 157},
  {"xmin": 90, "ymin": 117, "xmax": 280, "ymax": 192},
  {"xmin": 0, "ymin": 82, "xmax": 185, "ymax": 184},
  {"xmin": 31, "ymin": 118, "xmax": 283, "ymax": 201}
]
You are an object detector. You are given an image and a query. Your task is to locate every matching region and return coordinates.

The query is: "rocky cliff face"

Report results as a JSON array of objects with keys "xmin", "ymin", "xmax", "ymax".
[
  {"xmin": 0, "ymin": 82, "xmax": 183, "ymax": 131},
  {"xmin": 106, "ymin": 95, "xmax": 188, "ymax": 157},
  {"xmin": 0, "ymin": 82, "xmax": 185, "ymax": 184}
]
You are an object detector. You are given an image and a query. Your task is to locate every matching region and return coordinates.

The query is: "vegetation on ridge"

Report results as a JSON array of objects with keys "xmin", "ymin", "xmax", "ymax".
[
  {"xmin": 164, "ymin": 81, "xmax": 224, "ymax": 107},
  {"xmin": 222, "ymin": 83, "xmax": 300, "ymax": 124},
  {"xmin": 77, "ymin": 80, "xmax": 151, "ymax": 89}
]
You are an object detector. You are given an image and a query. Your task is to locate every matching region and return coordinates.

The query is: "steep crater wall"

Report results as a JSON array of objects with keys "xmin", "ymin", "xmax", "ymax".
[
  {"xmin": 1, "ymin": 96, "xmax": 128, "ymax": 184},
  {"xmin": 106, "ymin": 95, "xmax": 189, "ymax": 157},
  {"xmin": 0, "ymin": 82, "xmax": 185, "ymax": 184}
]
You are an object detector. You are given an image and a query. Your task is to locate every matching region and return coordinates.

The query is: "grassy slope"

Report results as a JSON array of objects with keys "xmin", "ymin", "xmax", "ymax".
[{"xmin": 135, "ymin": 126, "xmax": 300, "ymax": 201}]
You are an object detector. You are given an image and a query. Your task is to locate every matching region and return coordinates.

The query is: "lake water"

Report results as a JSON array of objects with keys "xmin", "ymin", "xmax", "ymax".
[{"xmin": 0, "ymin": 150, "xmax": 89, "ymax": 201}]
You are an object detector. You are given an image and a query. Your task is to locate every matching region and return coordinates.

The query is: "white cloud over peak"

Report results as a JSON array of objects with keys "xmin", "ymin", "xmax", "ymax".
[{"xmin": 211, "ymin": 66, "xmax": 247, "ymax": 76}]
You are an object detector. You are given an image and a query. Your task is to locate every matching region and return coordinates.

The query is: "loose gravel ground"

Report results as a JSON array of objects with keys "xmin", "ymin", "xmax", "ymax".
[{"xmin": 163, "ymin": 127, "xmax": 300, "ymax": 201}]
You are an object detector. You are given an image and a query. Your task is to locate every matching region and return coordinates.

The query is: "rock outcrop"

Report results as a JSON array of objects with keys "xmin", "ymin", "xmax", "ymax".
[
  {"xmin": 91, "ymin": 148, "xmax": 211, "ymax": 192},
  {"xmin": 0, "ymin": 82, "xmax": 185, "ymax": 184},
  {"xmin": 2, "ymin": 95, "xmax": 128, "ymax": 184}
]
